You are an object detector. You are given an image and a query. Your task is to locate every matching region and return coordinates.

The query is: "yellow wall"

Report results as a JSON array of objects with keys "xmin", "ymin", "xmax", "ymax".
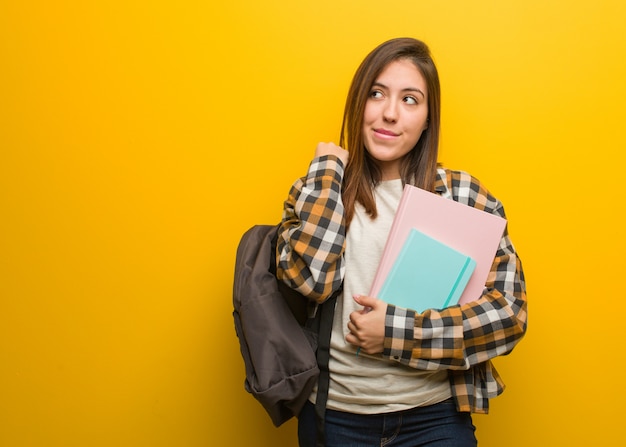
[{"xmin": 1, "ymin": 1, "xmax": 624, "ymax": 445}]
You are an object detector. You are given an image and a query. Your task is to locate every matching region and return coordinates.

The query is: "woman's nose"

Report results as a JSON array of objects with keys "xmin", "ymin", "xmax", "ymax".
[{"xmin": 382, "ymin": 100, "xmax": 398, "ymax": 122}]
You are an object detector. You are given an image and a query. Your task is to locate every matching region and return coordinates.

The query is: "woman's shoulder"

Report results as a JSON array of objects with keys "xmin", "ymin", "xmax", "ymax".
[
  {"xmin": 436, "ymin": 166, "xmax": 482, "ymax": 187},
  {"xmin": 435, "ymin": 167, "xmax": 503, "ymax": 215}
]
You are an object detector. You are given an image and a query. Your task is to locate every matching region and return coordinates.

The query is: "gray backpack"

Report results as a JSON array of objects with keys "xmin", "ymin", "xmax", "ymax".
[{"xmin": 232, "ymin": 224, "xmax": 336, "ymax": 435}]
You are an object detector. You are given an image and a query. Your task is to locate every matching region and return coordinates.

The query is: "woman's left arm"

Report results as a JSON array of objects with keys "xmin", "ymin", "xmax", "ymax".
[
  {"xmin": 384, "ymin": 228, "xmax": 527, "ymax": 370},
  {"xmin": 383, "ymin": 176, "xmax": 528, "ymax": 370}
]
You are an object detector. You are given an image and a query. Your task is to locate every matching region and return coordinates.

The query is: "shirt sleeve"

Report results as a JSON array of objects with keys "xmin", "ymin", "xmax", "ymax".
[
  {"xmin": 383, "ymin": 172, "xmax": 528, "ymax": 370},
  {"xmin": 275, "ymin": 155, "xmax": 346, "ymax": 303}
]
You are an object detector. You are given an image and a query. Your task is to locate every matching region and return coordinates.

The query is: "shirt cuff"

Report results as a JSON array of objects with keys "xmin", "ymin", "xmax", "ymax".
[
  {"xmin": 383, "ymin": 304, "xmax": 416, "ymax": 365},
  {"xmin": 308, "ymin": 154, "xmax": 345, "ymax": 181}
]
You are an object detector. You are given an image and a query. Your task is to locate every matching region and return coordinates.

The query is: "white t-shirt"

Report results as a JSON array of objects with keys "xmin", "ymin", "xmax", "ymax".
[{"xmin": 322, "ymin": 179, "xmax": 452, "ymax": 414}]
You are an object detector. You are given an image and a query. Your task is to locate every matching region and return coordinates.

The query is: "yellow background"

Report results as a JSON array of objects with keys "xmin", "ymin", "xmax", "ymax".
[{"xmin": 1, "ymin": 0, "xmax": 624, "ymax": 446}]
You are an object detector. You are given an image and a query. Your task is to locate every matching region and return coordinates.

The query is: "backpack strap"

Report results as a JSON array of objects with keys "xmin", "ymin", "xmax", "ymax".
[{"xmin": 313, "ymin": 292, "xmax": 337, "ymax": 447}]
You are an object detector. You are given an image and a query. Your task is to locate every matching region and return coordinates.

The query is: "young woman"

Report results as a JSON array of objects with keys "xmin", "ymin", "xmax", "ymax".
[{"xmin": 276, "ymin": 37, "xmax": 527, "ymax": 447}]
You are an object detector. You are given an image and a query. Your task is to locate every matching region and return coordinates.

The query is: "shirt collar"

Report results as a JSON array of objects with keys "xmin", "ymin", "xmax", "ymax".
[{"xmin": 434, "ymin": 168, "xmax": 446, "ymax": 194}]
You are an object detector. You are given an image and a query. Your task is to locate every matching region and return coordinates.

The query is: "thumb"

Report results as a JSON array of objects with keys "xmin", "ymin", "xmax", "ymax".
[{"xmin": 353, "ymin": 294, "xmax": 379, "ymax": 309}]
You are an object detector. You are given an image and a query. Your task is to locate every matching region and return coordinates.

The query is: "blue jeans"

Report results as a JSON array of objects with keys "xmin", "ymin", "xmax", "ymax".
[{"xmin": 298, "ymin": 399, "xmax": 477, "ymax": 447}]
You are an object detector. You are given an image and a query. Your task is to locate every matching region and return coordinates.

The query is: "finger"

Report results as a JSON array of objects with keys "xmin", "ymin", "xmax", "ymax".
[
  {"xmin": 347, "ymin": 321, "xmax": 354, "ymax": 333},
  {"xmin": 345, "ymin": 332, "xmax": 359, "ymax": 346},
  {"xmin": 347, "ymin": 320, "xmax": 359, "ymax": 335},
  {"xmin": 354, "ymin": 294, "xmax": 377, "ymax": 309},
  {"xmin": 348, "ymin": 312, "xmax": 361, "ymax": 327}
]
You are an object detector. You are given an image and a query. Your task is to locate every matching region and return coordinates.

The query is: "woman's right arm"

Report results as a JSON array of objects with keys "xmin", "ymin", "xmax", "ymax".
[{"xmin": 276, "ymin": 153, "xmax": 346, "ymax": 303}]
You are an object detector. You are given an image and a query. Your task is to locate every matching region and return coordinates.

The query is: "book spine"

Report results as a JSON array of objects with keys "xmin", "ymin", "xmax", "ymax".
[
  {"xmin": 445, "ymin": 257, "xmax": 473, "ymax": 307},
  {"xmin": 369, "ymin": 185, "xmax": 412, "ymax": 296}
]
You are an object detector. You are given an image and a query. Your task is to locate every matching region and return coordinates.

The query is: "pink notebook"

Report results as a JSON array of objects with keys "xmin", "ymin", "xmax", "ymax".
[{"xmin": 369, "ymin": 184, "xmax": 507, "ymax": 307}]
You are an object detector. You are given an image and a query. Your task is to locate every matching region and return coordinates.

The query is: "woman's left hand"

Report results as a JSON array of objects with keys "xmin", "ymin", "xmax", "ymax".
[{"xmin": 346, "ymin": 295, "xmax": 387, "ymax": 355}]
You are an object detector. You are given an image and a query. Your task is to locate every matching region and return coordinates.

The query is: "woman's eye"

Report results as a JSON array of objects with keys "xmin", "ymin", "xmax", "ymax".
[
  {"xmin": 370, "ymin": 90, "xmax": 383, "ymax": 99},
  {"xmin": 404, "ymin": 96, "xmax": 418, "ymax": 105}
]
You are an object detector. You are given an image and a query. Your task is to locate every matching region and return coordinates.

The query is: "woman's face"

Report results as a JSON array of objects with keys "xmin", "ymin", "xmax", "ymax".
[{"xmin": 362, "ymin": 59, "xmax": 429, "ymax": 180}]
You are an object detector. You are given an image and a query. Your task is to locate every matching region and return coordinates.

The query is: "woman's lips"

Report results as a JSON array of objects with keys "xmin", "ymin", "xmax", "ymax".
[{"xmin": 374, "ymin": 128, "xmax": 399, "ymax": 137}]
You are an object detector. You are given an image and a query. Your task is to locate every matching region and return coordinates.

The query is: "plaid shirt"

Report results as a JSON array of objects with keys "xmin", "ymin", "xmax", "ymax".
[{"xmin": 276, "ymin": 155, "xmax": 527, "ymax": 414}]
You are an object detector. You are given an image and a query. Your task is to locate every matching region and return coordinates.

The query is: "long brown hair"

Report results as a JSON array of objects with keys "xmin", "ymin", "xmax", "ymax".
[{"xmin": 339, "ymin": 38, "xmax": 441, "ymax": 226}]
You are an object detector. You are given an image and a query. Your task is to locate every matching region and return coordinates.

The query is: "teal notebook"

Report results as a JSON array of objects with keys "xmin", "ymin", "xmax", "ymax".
[{"xmin": 378, "ymin": 228, "xmax": 476, "ymax": 313}]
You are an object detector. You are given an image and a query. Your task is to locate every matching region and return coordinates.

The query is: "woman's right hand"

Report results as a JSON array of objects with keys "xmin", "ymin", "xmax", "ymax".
[{"xmin": 315, "ymin": 142, "xmax": 349, "ymax": 167}]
